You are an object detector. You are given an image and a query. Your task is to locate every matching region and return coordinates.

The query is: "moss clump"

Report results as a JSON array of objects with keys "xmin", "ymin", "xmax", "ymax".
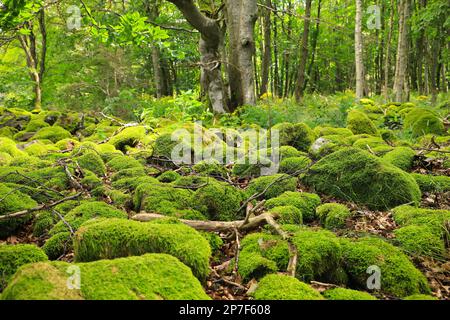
[
  {"xmin": 346, "ymin": 110, "xmax": 378, "ymax": 135},
  {"xmin": 270, "ymin": 122, "xmax": 315, "ymax": 152},
  {"xmin": 80, "ymin": 170, "xmax": 103, "ymax": 190},
  {"xmin": 231, "ymin": 155, "xmax": 273, "ymax": 178},
  {"xmin": 411, "ymin": 173, "xmax": 450, "ymax": 193},
  {"xmin": 352, "ymin": 137, "xmax": 386, "ymax": 151},
  {"xmin": 49, "ymin": 201, "xmax": 127, "ymax": 235},
  {"xmin": 304, "ymin": 148, "xmax": 421, "ymax": 210},
  {"xmin": 110, "ymin": 167, "xmax": 146, "ymax": 182},
  {"xmin": 54, "ymin": 138, "xmax": 80, "ymax": 151},
  {"xmin": 1, "ymin": 254, "xmax": 209, "ymax": 300},
  {"xmin": 0, "ymin": 137, "xmax": 27, "ymax": 157},
  {"xmin": 403, "ymin": 108, "xmax": 444, "ymax": 137},
  {"xmin": 246, "ymin": 174, "xmax": 297, "ymax": 200},
  {"xmin": 0, "ymin": 152, "xmax": 13, "ymax": 165},
  {"xmin": 0, "ymin": 183, "xmax": 38, "ymax": 238},
  {"xmin": 279, "ymin": 156, "xmax": 311, "ymax": 174},
  {"xmin": 394, "ymin": 225, "xmax": 446, "ymax": 258},
  {"xmin": 104, "ymin": 189, "xmax": 132, "ymax": 209},
  {"xmin": 42, "ymin": 232, "xmax": 73, "ymax": 260},
  {"xmin": 316, "ymin": 203, "xmax": 352, "ymax": 230},
  {"xmin": 268, "ymin": 206, "xmax": 303, "ymax": 224},
  {"xmin": 314, "ymin": 126, "xmax": 353, "ymax": 137},
  {"xmin": 382, "ymin": 147, "xmax": 416, "ymax": 171},
  {"xmin": 108, "ymin": 126, "xmax": 146, "ymax": 151},
  {"xmin": 403, "ymin": 294, "xmax": 437, "ymax": 300},
  {"xmin": 106, "ymin": 155, "xmax": 143, "ymax": 171},
  {"xmin": 23, "ymin": 142, "xmax": 59, "ymax": 157},
  {"xmin": 340, "ymin": 237, "xmax": 430, "ymax": 297},
  {"xmin": 323, "ymin": 288, "xmax": 377, "ymax": 300},
  {"xmin": 74, "ymin": 218, "xmax": 211, "ymax": 280},
  {"xmin": 33, "ymin": 126, "xmax": 71, "ymax": 143},
  {"xmin": 157, "ymin": 170, "xmax": 180, "ymax": 183},
  {"xmin": 0, "ymin": 244, "xmax": 48, "ymax": 290},
  {"xmin": 25, "ymin": 119, "xmax": 49, "ymax": 132},
  {"xmin": 200, "ymin": 232, "xmax": 223, "ymax": 253},
  {"xmin": 192, "ymin": 179, "xmax": 244, "ymax": 221},
  {"xmin": 265, "ymin": 192, "xmax": 321, "ymax": 221},
  {"xmin": 112, "ymin": 176, "xmax": 159, "ymax": 191},
  {"xmin": 33, "ymin": 211, "xmax": 57, "ymax": 237},
  {"xmin": 252, "ymin": 274, "xmax": 323, "ymax": 300},
  {"xmin": 193, "ymin": 159, "xmax": 227, "ymax": 177},
  {"xmin": 75, "ymin": 151, "xmax": 106, "ymax": 176}
]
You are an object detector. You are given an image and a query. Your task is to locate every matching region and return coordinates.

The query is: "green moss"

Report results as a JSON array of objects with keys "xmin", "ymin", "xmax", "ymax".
[
  {"xmin": 232, "ymin": 154, "xmax": 273, "ymax": 178},
  {"xmin": 0, "ymin": 183, "xmax": 38, "ymax": 238},
  {"xmin": 394, "ymin": 225, "xmax": 446, "ymax": 258},
  {"xmin": 49, "ymin": 201, "xmax": 127, "ymax": 235},
  {"xmin": 314, "ymin": 126, "xmax": 353, "ymax": 137},
  {"xmin": 80, "ymin": 170, "xmax": 103, "ymax": 190},
  {"xmin": 411, "ymin": 173, "xmax": 450, "ymax": 193},
  {"xmin": 74, "ymin": 218, "xmax": 211, "ymax": 280},
  {"xmin": 111, "ymin": 167, "xmax": 146, "ymax": 182},
  {"xmin": 246, "ymin": 174, "xmax": 297, "ymax": 200},
  {"xmin": 323, "ymin": 288, "xmax": 377, "ymax": 300},
  {"xmin": 104, "ymin": 189, "xmax": 132, "ymax": 209},
  {"xmin": 33, "ymin": 211, "xmax": 57, "ymax": 237},
  {"xmin": 54, "ymin": 138, "xmax": 80, "ymax": 151},
  {"xmin": 403, "ymin": 108, "xmax": 444, "ymax": 137},
  {"xmin": 316, "ymin": 203, "xmax": 352, "ymax": 230},
  {"xmin": 0, "ymin": 244, "xmax": 48, "ymax": 290},
  {"xmin": 200, "ymin": 232, "xmax": 223, "ymax": 253},
  {"xmin": 252, "ymin": 274, "xmax": 323, "ymax": 300},
  {"xmin": 279, "ymin": 146, "xmax": 307, "ymax": 159},
  {"xmin": 107, "ymin": 155, "xmax": 143, "ymax": 171},
  {"xmin": 76, "ymin": 151, "xmax": 106, "ymax": 176},
  {"xmin": 1, "ymin": 254, "xmax": 209, "ymax": 300},
  {"xmin": 270, "ymin": 122, "xmax": 315, "ymax": 152},
  {"xmin": 392, "ymin": 206, "xmax": 450, "ymax": 234},
  {"xmin": 382, "ymin": 147, "xmax": 416, "ymax": 171},
  {"xmin": 54, "ymin": 113, "xmax": 83, "ymax": 133},
  {"xmin": 26, "ymin": 167, "xmax": 70, "ymax": 191},
  {"xmin": 279, "ymin": 156, "xmax": 311, "ymax": 174},
  {"xmin": 403, "ymin": 294, "xmax": 437, "ymax": 300},
  {"xmin": 192, "ymin": 179, "xmax": 244, "ymax": 221},
  {"xmin": 0, "ymin": 127, "xmax": 17, "ymax": 139},
  {"xmin": 193, "ymin": 159, "xmax": 227, "ymax": 177},
  {"xmin": 0, "ymin": 137, "xmax": 27, "ymax": 157},
  {"xmin": 33, "ymin": 126, "xmax": 71, "ymax": 143},
  {"xmin": 112, "ymin": 175, "xmax": 159, "ymax": 191},
  {"xmin": 340, "ymin": 237, "xmax": 430, "ymax": 297},
  {"xmin": 157, "ymin": 170, "xmax": 180, "ymax": 183},
  {"xmin": 304, "ymin": 148, "xmax": 421, "ymax": 210},
  {"xmin": 352, "ymin": 137, "xmax": 386, "ymax": 151},
  {"xmin": 265, "ymin": 192, "xmax": 321, "ymax": 221},
  {"xmin": 108, "ymin": 126, "xmax": 146, "ymax": 151},
  {"xmin": 25, "ymin": 120, "xmax": 49, "ymax": 132},
  {"xmin": 347, "ymin": 110, "xmax": 378, "ymax": 135},
  {"xmin": 42, "ymin": 232, "xmax": 73, "ymax": 260},
  {"xmin": 0, "ymin": 152, "xmax": 13, "ymax": 165},
  {"xmin": 269, "ymin": 206, "xmax": 303, "ymax": 224},
  {"xmin": 23, "ymin": 142, "xmax": 59, "ymax": 157}
]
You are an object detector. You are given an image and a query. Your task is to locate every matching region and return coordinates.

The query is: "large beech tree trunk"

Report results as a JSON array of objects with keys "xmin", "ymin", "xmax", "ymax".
[
  {"xmin": 393, "ymin": 0, "xmax": 411, "ymax": 102},
  {"xmin": 225, "ymin": 0, "xmax": 258, "ymax": 109},
  {"xmin": 259, "ymin": 0, "xmax": 272, "ymax": 97},
  {"xmin": 167, "ymin": 0, "xmax": 229, "ymax": 113},
  {"xmin": 355, "ymin": 0, "xmax": 365, "ymax": 100}
]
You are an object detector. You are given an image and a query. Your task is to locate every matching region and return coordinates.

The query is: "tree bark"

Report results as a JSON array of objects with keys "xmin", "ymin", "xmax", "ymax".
[
  {"xmin": 355, "ymin": 0, "xmax": 365, "ymax": 100},
  {"xmin": 304, "ymin": 0, "xmax": 321, "ymax": 92},
  {"xmin": 393, "ymin": 0, "xmax": 411, "ymax": 102},
  {"xmin": 259, "ymin": 0, "xmax": 272, "ymax": 97},
  {"xmin": 383, "ymin": 0, "xmax": 395, "ymax": 101},
  {"xmin": 294, "ymin": 0, "xmax": 312, "ymax": 101}
]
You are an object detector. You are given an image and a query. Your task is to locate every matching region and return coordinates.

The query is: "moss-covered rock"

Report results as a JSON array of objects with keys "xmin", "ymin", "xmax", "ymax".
[
  {"xmin": 314, "ymin": 126, "xmax": 353, "ymax": 137},
  {"xmin": 0, "ymin": 183, "xmax": 38, "ymax": 238},
  {"xmin": 382, "ymin": 147, "xmax": 416, "ymax": 171},
  {"xmin": 411, "ymin": 173, "xmax": 450, "ymax": 193},
  {"xmin": 193, "ymin": 159, "xmax": 227, "ymax": 177},
  {"xmin": 270, "ymin": 122, "xmax": 315, "ymax": 152},
  {"xmin": 304, "ymin": 148, "xmax": 421, "ymax": 210},
  {"xmin": 394, "ymin": 225, "xmax": 446, "ymax": 258},
  {"xmin": 23, "ymin": 141, "xmax": 59, "ymax": 157},
  {"xmin": 346, "ymin": 110, "xmax": 378, "ymax": 135},
  {"xmin": 246, "ymin": 174, "xmax": 297, "ymax": 200},
  {"xmin": 75, "ymin": 151, "xmax": 106, "ymax": 176},
  {"xmin": 108, "ymin": 126, "xmax": 146, "ymax": 151},
  {"xmin": 33, "ymin": 126, "xmax": 71, "ymax": 143},
  {"xmin": 1, "ymin": 254, "xmax": 209, "ymax": 300},
  {"xmin": 322, "ymin": 288, "xmax": 377, "ymax": 300},
  {"xmin": 106, "ymin": 155, "xmax": 143, "ymax": 171},
  {"xmin": 0, "ymin": 244, "xmax": 48, "ymax": 290},
  {"xmin": 42, "ymin": 232, "xmax": 73, "ymax": 260},
  {"xmin": 403, "ymin": 294, "xmax": 438, "ymax": 300},
  {"xmin": 268, "ymin": 206, "xmax": 303, "ymax": 224},
  {"xmin": 112, "ymin": 175, "xmax": 159, "ymax": 191},
  {"xmin": 403, "ymin": 108, "xmax": 444, "ymax": 137},
  {"xmin": 279, "ymin": 156, "xmax": 311, "ymax": 174},
  {"xmin": 0, "ymin": 137, "xmax": 27, "ymax": 157},
  {"xmin": 157, "ymin": 170, "xmax": 180, "ymax": 183},
  {"xmin": 110, "ymin": 167, "xmax": 146, "ymax": 182},
  {"xmin": 316, "ymin": 203, "xmax": 352, "ymax": 230},
  {"xmin": 252, "ymin": 274, "xmax": 323, "ymax": 300},
  {"xmin": 340, "ymin": 237, "xmax": 430, "ymax": 297},
  {"xmin": 25, "ymin": 119, "xmax": 50, "ymax": 132},
  {"xmin": 74, "ymin": 219, "xmax": 211, "ymax": 279},
  {"xmin": 265, "ymin": 192, "xmax": 321, "ymax": 221}
]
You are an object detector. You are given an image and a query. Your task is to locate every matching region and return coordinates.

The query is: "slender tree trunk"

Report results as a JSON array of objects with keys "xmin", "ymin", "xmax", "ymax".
[
  {"xmin": 355, "ymin": 0, "xmax": 365, "ymax": 100},
  {"xmin": 294, "ymin": 0, "xmax": 312, "ymax": 101},
  {"xmin": 383, "ymin": 0, "xmax": 394, "ymax": 101},
  {"xmin": 260, "ymin": 0, "xmax": 272, "ymax": 97},
  {"xmin": 272, "ymin": 5, "xmax": 281, "ymax": 97},
  {"xmin": 393, "ymin": 0, "xmax": 411, "ymax": 102},
  {"xmin": 304, "ymin": 0, "xmax": 321, "ymax": 92}
]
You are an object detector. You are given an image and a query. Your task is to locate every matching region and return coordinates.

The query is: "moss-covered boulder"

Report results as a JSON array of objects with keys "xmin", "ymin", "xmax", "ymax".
[
  {"xmin": 411, "ymin": 173, "xmax": 450, "ymax": 193},
  {"xmin": 265, "ymin": 191, "xmax": 321, "ymax": 221},
  {"xmin": 246, "ymin": 174, "xmax": 297, "ymax": 200},
  {"xmin": 0, "ymin": 244, "xmax": 48, "ymax": 290},
  {"xmin": 252, "ymin": 274, "xmax": 323, "ymax": 300},
  {"xmin": 304, "ymin": 148, "xmax": 421, "ymax": 210},
  {"xmin": 268, "ymin": 206, "xmax": 303, "ymax": 224},
  {"xmin": 106, "ymin": 155, "xmax": 143, "ymax": 171},
  {"xmin": 382, "ymin": 147, "xmax": 416, "ymax": 171},
  {"xmin": 403, "ymin": 108, "xmax": 444, "ymax": 137},
  {"xmin": 340, "ymin": 237, "xmax": 430, "ymax": 297},
  {"xmin": 316, "ymin": 203, "xmax": 352, "ymax": 230},
  {"xmin": 279, "ymin": 156, "xmax": 311, "ymax": 174},
  {"xmin": 0, "ymin": 137, "xmax": 27, "ymax": 157},
  {"xmin": 74, "ymin": 219, "xmax": 211, "ymax": 279},
  {"xmin": 1, "ymin": 254, "xmax": 209, "ymax": 300},
  {"xmin": 33, "ymin": 126, "xmax": 71, "ymax": 143},
  {"xmin": 75, "ymin": 151, "xmax": 106, "ymax": 176},
  {"xmin": 322, "ymin": 288, "xmax": 377, "ymax": 300},
  {"xmin": 157, "ymin": 170, "xmax": 180, "ymax": 183},
  {"xmin": 108, "ymin": 126, "xmax": 146, "ymax": 151},
  {"xmin": 346, "ymin": 110, "xmax": 378, "ymax": 135},
  {"xmin": 0, "ymin": 183, "xmax": 38, "ymax": 238},
  {"xmin": 270, "ymin": 122, "xmax": 315, "ymax": 152},
  {"xmin": 403, "ymin": 294, "xmax": 438, "ymax": 300}
]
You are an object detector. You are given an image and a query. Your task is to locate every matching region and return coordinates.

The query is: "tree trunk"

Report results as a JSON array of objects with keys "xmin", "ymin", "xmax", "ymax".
[
  {"xmin": 226, "ymin": 0, "xmax": 258, "ymax": 109},
  {"xmin": 355, "ymin": 0, "xmax": 365, "ymax": 100},
  {"xmin": 167, "ymin": 0, "xmax": 228, "ymax": 113},
  {"xmin": 383, "ymin": 0, "xmax": 395, "ymax": 101},
  {"xmin": 294, "ymin": 0, "xmax": 312, "ymax": 101},
  {"xmin": 393, "ymin": 0, "xmax": 411, "ymax": 102},
  {"xmin": 259, "ymin": 0, "xmax": 272, "ymax": 97},
  {"xmin": 304, "ymin": 0, "xmax": 321, "ymax": 92}
]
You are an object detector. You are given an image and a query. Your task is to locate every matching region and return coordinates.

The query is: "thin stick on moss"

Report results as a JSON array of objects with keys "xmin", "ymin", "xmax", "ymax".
[
  {"xmin": 0, "ymin": 192, "xmax": 82, "ymax": 221},
  {"xmin": 51, "ymin": 209, "xmax": 75, "ymax": 235}
]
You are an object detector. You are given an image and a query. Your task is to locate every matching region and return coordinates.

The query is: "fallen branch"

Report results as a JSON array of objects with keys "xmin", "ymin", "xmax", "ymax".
[{"xmin": 0, "ymin": 193, "xmax": 82, "ymax": 221}]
